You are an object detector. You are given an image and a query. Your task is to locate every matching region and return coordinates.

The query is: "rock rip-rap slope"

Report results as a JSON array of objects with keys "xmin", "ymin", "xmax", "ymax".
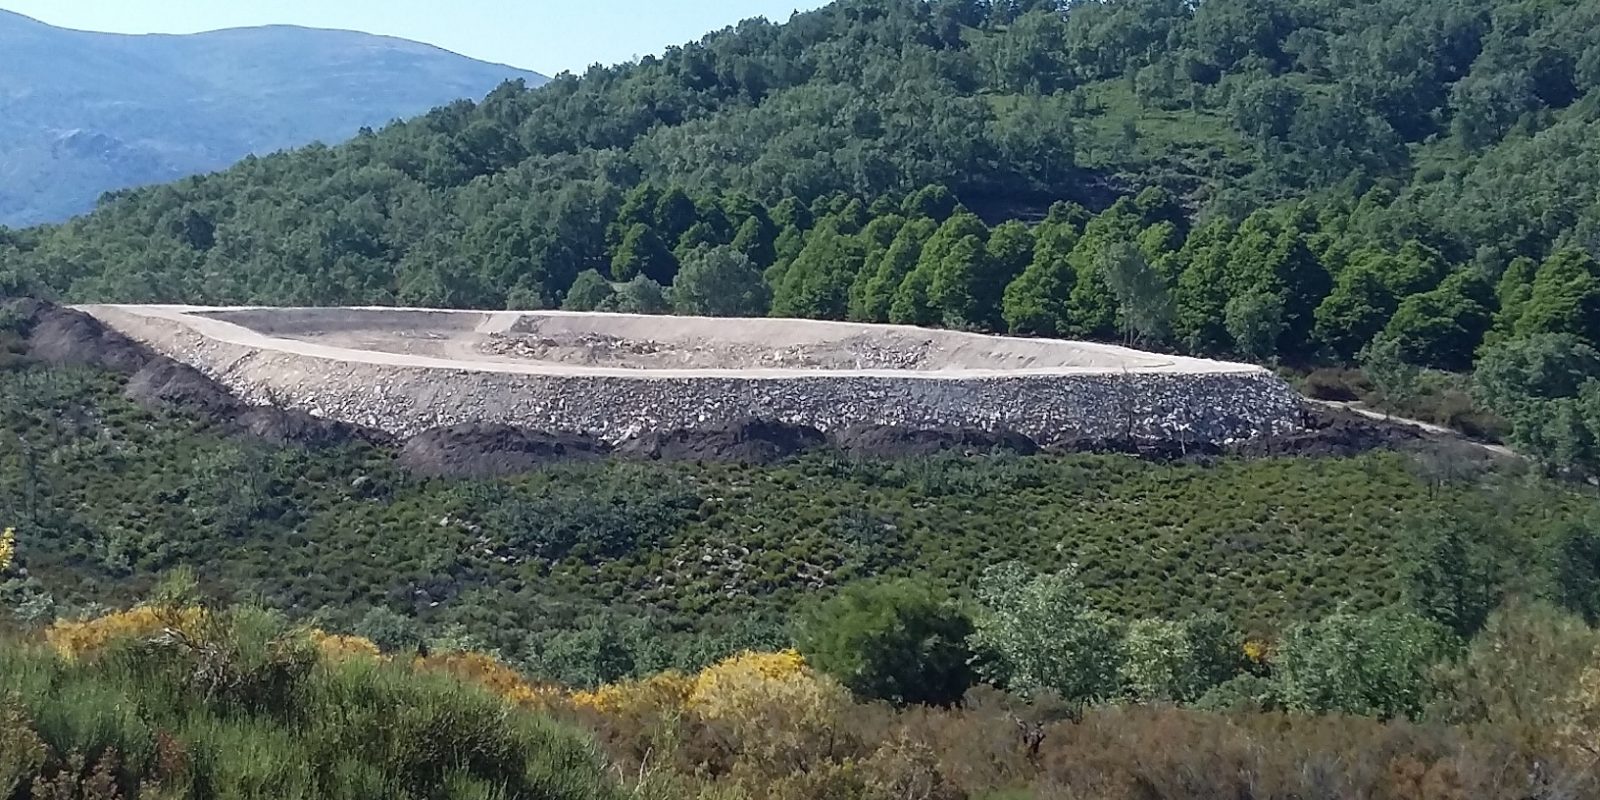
[{"xmin": 79, "ymin": 305, "xmax": 1305, "ymax": 444}]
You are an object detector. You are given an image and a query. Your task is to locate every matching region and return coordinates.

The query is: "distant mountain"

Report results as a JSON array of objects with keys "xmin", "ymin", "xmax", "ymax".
[{"xmin": 0, "ymin": 9, "xmax": 546, "ymax": 226}]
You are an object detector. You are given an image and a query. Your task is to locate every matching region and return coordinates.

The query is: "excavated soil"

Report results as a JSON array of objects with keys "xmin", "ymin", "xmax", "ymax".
[
  {"xmin": 399, "ymin": 424, "xmax": 607, "ymax": 478},
  {"xmin": 615, "ymin": 419, "xmax": 830, "ymax": 465},
  {"xmin": 832, "ymin": 425, "xmax": 1041, "ymax": 459},
  {"xmin": 15, "ymin": 302, "xmax": 386, "ymax": 448}
]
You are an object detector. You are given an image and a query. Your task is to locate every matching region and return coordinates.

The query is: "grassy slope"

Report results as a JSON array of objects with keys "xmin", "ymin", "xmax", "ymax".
[{"xmin": 5, "ymin": 363, "xmax": 1594, "ymax": 659}]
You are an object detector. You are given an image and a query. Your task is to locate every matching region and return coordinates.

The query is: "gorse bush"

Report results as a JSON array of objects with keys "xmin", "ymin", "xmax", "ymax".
[{"xmin": 0, "ymin": 603, "xmax": 616, "ymax": 800}]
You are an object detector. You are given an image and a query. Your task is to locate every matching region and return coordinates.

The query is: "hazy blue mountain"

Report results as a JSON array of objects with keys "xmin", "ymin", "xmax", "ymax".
[{"xmin": 0, "ymin": 9, "xmax": 546, "ymax": 226}]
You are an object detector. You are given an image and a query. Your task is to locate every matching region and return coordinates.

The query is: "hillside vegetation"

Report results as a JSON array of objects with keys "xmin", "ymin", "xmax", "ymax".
[
  {"xmin": 6, "ymin": 3, "xmax": 1600, "ymax": 795},
  {"xmin": 6, "ymin": 563, "xmax": 1600, "ymax": 798},
  {"xmin": 4, "ymin": 0, "xmax": 1599, "ymax": 473},
  {"xmin": 3, "ymin": 337, "xmax": 1598, "ymax": 689}
]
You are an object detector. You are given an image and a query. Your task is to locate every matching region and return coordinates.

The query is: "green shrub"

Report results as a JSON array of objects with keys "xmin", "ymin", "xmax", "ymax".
[
  {"xmin": 0, "ymin": 611, "xmax": 617, "ymax": 800},
  {"xmin": 795, "ymin": 579, "xmax": 975, "ymax": 705},
  {"xmin": 1273, "ymin": 606, "xmax": 1457, "ymax": 719}
]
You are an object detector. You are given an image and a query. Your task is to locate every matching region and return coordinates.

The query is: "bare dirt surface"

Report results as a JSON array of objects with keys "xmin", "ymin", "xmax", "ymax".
[{"xmin": 79, "ymin": 305, "xmax": 1264, "ymax": 378}]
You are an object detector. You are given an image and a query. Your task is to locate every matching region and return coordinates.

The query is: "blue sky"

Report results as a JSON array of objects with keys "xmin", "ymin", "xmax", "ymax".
[{"xmin": 1, "ymin": 1, "xmax": 824, "ymax": 75}]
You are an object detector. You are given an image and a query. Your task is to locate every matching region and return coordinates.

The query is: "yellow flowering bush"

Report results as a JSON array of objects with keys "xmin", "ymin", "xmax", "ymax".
[
  {"xmin": 412, "ymin": 650, "xmax": 561, "ymax": 708},
  {"xmin": 688, "ymin": 649, "xmax": 811, "ymax": 707},
  {"xmin": 45, "ymin": 605, "xmax": 208, "ymax": 659},
  {"xmin": 571, "ymin": 670, "xmax": 694, "ymax": 716},
  {"xmin": 683, "ymin": 649, "xmax": 852, "ymax": 772},
  {"xmin": 1243, "ymin": 639, "xmax": 1272, "ymax": 666},
  {"xmin": 0, "ymin": 527, "xmax": 15, "ymax": 573},
  {"xmin": 310, "ymin": 629, "xmax": 382, "ymax": 660}
]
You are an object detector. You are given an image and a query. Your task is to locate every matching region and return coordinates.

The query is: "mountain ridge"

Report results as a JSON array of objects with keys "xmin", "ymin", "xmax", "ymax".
[{"xmin": 0, "ymin": 8, "xmax": 547, "ymax": 226}]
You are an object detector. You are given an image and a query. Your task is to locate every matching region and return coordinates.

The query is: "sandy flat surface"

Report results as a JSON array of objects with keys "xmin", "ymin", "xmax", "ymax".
[{"xmin": 77, "ymin": 305, "xmax": 1269, "ymax": 379}]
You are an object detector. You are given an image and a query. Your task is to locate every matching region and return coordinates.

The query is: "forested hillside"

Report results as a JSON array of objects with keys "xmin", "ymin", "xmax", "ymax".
[{"xmin": 4, "ymin": 0, "xmax": 1599, "ymax": 472}]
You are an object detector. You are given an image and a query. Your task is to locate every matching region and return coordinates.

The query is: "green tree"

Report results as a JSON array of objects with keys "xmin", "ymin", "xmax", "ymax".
[
  {"xmin": 1273, "ymin": 607, "xmax": 1455, "ymax": 719},
  {"xmin": 1002, "ymin": 219, "xmax": 1079, "ymax": 335},
  {"xmin": 1400, "ymin": 515, "xmax": 1509, "ymax": 638},
  {"xmin": 610, "ymin": 223, "xmax": 677, "ymax": 284},
  {"xmin": 652, "ymin": 187, "xmax": 699, "ymax": 244},
  {"xmin": 794, "ymin": 580, "xmax": 976, "ymax": 706},
  {"xmin": 1118, "ymin": 613, "xmax": 1243, "ymax": 704},
  {"xmin": 1551, "ymin": 520, "xmax": 1600, "ymax": 625},
  {"xmin": 731, "ymin": 215, "xmax": 778, "ymax": 268},
  {"xmin": 1516, "ymin": 249, "xmax": 1600, "ymax": 349},
  {"xmin": 851, "ymin": 218, "xmax": 935, "ymax": 323},
  {"xmin": 893, "ymin": 211, "xmax": 988, "ymax": 326},
  {"xmin": 598, "ymin": 275, "xmax": 669, "ymax": 314},
  {"xmin": 671, "ymin": 245, "xmax": 770, "ymax": 317},
  {"xmin": 969, "ymin": 562, "xmax": 1123, "ymax": 708},
  {"xmin": 1314, "ymin": 260, "xmax": 1397, "ymax": 361},
  {"xmin": 1474, "ymin": 334, "xmax": 1600, "ymax": 474},
  {"xmin": 562, "ymin": 269, "xmax": 615, "ymax": 311},
  {"xmin": 1224, "ymin": 289, "xmax": 1285, "ymax": 362},
  {"xmin": 1360, "ymin": 335, "xmax": 1421, "ymax": 413},
  {"xmin": 1428, "ymin": 600, "xmax": 1600, "ymax": 729},
  {"xmin": 1097, "ymin": 240, "xmax": 1172, "ymax": 346},
  {"xmin": 771, "ymin": 226, "xmax": 868, "ymax": 320},
  {"xmin": 1172, "ymin": 219, "xmax": 1236, "ymax": 353},
  {"xmin": 673, "ymin": 221, "xmax": 721, "ymax": 262},
  {"xmin": 929, "ymin": 234, "xmax": 994, "ymax": 329},
  {"xmin": 1383, "ymin": 271, "xmax": 1494, "ymax": 372},
  {"xmin": 980, "ymin": 221, "xmax": 1037, "ymax": 325},
  {"xmin": 900, "ymin": 185, "xmax": 959, "ymax": 222}
]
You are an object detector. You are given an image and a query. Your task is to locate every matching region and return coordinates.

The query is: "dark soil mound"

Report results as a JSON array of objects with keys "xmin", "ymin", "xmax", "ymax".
[
  {"xmin": 126, "ymin": 357, "xmax": 385, "ymax": 448},
  {"xmin": 124, "ymin": 358, "xmax": 241, "ymax": 417},
  {"xmin": 24, "ymin": 304, "xmax": 153, "ymax": 373},
  {"xmin": 1231, "ymin": 405, "xmax": 1421, "ymax": 459},
  {"xmin": 617, "ymin": 418, "xmax": 827, "ymax": 465},
  {"xmin": 240, "ymin": 408, "xmax": 393, "ymax": 449},
  {"xmin": 832, "ymin": 425, "xmax": 1040, "ymax": 459},
  {"xmin": 1046, "ymin": 436, "xmax": 1225, "ymax": 462},
  {"xmin": 12, "ymin": 301, "xmax": 383, "ymax": 450},
  {"xmin": 400, "ymin": 424, "xmax": 607, "ymax": 477}
]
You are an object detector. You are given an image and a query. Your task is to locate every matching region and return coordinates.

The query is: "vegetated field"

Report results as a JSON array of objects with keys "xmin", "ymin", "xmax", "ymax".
[{"xmin": 3, "ymin": 362, "xmax": 1591, "ymax": 660}]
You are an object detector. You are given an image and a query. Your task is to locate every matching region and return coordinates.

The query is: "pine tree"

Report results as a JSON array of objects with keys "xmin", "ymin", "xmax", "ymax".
[
  {"xmin": 610, "ymin": 223, "xmax": 678, "ymax": 284},
  {"xmin": 1002, "ymin": 220, "xmax": 1078, "ymax": 335}
]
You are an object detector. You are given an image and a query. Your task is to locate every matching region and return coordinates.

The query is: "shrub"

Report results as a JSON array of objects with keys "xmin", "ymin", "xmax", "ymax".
[
  {"xmin": 1428, "ymin": 600, "xmax": 1600, "ymax": 739},
  {"xmin": 2, "ymin": 607, "xmax": 615, "ymax": 800},
  {"xmin": 795, "ymin": 580, "xmax": 976, "ymax": 705},
  {"xmin": 1118, "ymin": 612, "xmax": 1244, "ymax": 703},
  {"xmin": 1273, "ymin": 606, "xmax": 1456, "ymax": 719},
  {"xmin": 1301, "ymin": 367, "xmax": 1368, "ymax": 401},
  {"xmin": 969, "ymin": 562, "xmax": 1123, "ymax": 709}
]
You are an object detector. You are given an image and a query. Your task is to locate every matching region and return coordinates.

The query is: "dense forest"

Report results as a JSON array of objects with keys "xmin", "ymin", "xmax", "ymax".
[{"xmin": 3, "ymin": 0, "xmax": 1599, "ymax": 471}]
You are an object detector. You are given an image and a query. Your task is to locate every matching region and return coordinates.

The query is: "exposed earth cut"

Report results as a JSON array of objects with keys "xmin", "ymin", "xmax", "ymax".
[{"xmin": 74, "ymin": 305, "xmax": 1307, "ymax": 445}]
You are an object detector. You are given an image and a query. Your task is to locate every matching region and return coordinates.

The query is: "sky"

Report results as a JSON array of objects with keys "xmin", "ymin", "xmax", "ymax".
[{"xmin": 0, "ymin": 1, "xmax": 825, "ymax": 75}]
